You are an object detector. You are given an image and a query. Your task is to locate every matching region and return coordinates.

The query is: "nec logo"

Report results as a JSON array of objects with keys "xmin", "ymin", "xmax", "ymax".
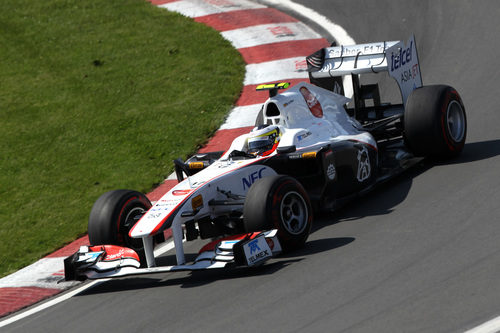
[{"xmin": 242, "ymin": 167, "xmax": 266, "ymax": 190}]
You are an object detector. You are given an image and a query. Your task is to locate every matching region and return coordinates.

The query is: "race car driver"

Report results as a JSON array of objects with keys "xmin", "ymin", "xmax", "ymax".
[{"xmin": 247, "ymin": 125, "xmax": 281, "ymax": 156}]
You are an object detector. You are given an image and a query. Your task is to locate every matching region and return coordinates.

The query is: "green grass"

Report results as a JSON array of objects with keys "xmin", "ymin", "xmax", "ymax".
[{"xmin": 0, "ymin": 0, "xmax": 245, "ymax": 277}]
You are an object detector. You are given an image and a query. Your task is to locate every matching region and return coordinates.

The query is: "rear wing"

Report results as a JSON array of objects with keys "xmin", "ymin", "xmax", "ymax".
[{"xmin": 307, "ymin": 35, "xmax": 423, "ymax": 104}]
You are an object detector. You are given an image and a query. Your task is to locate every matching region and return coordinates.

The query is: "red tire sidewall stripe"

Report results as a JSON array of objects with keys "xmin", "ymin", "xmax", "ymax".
[
  {"xmin": 270, "ymin": 179, "xmax": 311, "ymax": 235},
  {"xmin": 117, "ymin": 196, "xmax": 141, "ymax": 240}
]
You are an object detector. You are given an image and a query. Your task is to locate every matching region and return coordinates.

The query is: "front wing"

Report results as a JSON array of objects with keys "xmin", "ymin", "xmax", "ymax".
[{"xmin": 64, "ymin": 230, "xmax": 282, "ymax": 281}]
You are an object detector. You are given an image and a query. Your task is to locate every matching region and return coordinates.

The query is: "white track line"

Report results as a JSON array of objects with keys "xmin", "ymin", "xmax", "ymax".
[
  {"xmin": 464, "ymin": 316, "xmax": 500, "ymax": 333},
  {"xmin": 0, "ymin": 279, "xmax": 105, "ymax": 328}
]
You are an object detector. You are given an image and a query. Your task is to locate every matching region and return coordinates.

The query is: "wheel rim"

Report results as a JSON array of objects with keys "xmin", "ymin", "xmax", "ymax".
[
  {"xmin": 446, "ymin": 100, "xmax": 466, "ymax": 142},
  {"xmin": 122, "ymin": 206, "xmax": 146, "ymax": 249},
  {"xmin": 280, "ymin": 191, "xmax": 308, "ymax": 235}
]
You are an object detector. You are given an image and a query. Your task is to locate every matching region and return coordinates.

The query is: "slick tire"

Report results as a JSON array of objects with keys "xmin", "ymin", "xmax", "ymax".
[
  {"xmin": 88, "ymin": 189, "xmax": 151, "ymax": 255},
  {"xmin": 243, "ymin": 175, "xmax": 312, "ymax": 251},
  {"xmin": 404, "ymin": 85, "xmax": 467, "ymax": 158}
]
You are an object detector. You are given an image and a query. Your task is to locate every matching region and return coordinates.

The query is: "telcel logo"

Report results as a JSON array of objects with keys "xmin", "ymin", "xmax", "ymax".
[
  {"xmin": 242, "ymin": 167, "xmax": 266, "ymax": 190},
  {"xmin": 391, "ymin": 40, "xmax": 413, "ymax": 71}
]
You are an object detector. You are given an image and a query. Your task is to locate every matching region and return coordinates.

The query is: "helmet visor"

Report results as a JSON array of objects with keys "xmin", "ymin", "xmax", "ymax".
[{"xmin": 248, "ymin": 136, "xmax": 273, "ymax": 154}]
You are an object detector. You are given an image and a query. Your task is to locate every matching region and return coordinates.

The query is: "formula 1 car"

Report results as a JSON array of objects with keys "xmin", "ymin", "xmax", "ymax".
[{"xmin": 64, "ymin": 36, "xmax": 466, "ymax": 281}]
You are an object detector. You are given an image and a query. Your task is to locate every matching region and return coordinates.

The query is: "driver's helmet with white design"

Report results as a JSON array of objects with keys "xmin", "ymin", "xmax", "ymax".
[{"xmin": 247, "ymin": 125, "xmax": 281, "ymax": 156}]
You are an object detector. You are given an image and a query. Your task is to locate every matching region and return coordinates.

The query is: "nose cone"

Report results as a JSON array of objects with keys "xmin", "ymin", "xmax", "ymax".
[{"xmin": 129, "ymin": 189, "xmax": 192, "ymax": 238}]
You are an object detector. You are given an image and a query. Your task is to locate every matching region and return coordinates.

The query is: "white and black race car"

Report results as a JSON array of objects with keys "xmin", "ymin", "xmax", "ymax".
[{"xmin": 64, "ymin": 36, "xmax": 466, "ymax": 281}]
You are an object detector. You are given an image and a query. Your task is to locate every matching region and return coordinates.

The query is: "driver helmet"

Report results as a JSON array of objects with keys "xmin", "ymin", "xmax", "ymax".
[{"xmin": 247, "ymin": 125, "xmax": 281, "ymax": 156}]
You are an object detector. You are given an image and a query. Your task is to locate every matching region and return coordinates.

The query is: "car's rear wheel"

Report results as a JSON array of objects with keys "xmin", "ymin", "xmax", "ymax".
[
  {"xmin": 88, "ymin": 190, "xmax": 151, "ymax": 255},
  {"xmin": 243, "ymin": 175, "xmax": 312, "ymax": 251},
  {"xmin": 404, "ymin": 85, "xmax": 467, "ymax": 157}
]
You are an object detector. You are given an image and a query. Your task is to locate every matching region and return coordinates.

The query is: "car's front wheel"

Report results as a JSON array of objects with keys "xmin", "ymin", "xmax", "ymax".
[
  {"xmin": 243, "ymin": 175, "xmax": 312, "ymax": 251},
  {"xmin": 88, "ymin": 189, "xmax": 151, "ymax": 255}
]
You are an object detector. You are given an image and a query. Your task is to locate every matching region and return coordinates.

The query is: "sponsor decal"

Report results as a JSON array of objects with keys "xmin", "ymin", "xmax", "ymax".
[
  {"xmin": 328, "ymin": 43, "xmax": 386, "ymax": 58},
  {"xmin": 356, "ymin": 146, "xmax": 371, "ymax": 182},
  {"xmin": 172, "ymin": 189, "xmax": 192, "ymax": 196},
  {"xmin": 243, "ymin": 236, "xmax": 272, "ymax": 266},
  {"xmin": 387, "ymin": 35, "xmax": 423, "ymax": 103},
  {"xmin": 188, "ymin": 162, "xmax": 204, "ymax": 169},
  {"xmin": 248, "ymin": 239, "xmax": 261, "ymax": 254},
  {"xmin": 104, "ymin": 248, "xmax": 126, "ymax": 261},
  {"xmin": 191, "ymin": 194, "xmax": 204, "ymax": 211},
  {"xmin": 400, "ymin": 63, "xmax": 420, "ymax": 83},
  {"xmin": 302, "ymin": 152, "xmax": 317, "ymax": 159},
  {"xmin": 283, "ymin": 99, "xmax": 294, "ymax": 107},
  {"xmin": 151, "ymin": 199, "xmax": 180, "ymax": 211},
  {"xmin": 390, "ymin": 40, "xmax": 413, "ymax": 71},
  {"xmin": 300, "ymin": 86, "xmax": 323, "ymax": 118},
  {"xmin": 242, "ymin": 167, "xmax": 267, "ymax": 190},
  {"xmin": 147, "ymin": 212, "xmax": 162, "ymax": 219},
  {"xmin": 91, "ymin": 245, "xmax": 140, "ymax": 262},
  {"xmin": 327, "ymin": 163, "xmax": 336, "ymax": 180},
  {"xmin": 247, "ymin": 250, "xmax": 270, "ymax": 264},
  {"xmin": 297, "ymin": 131, "xmax": 311, "ymax": 141}
]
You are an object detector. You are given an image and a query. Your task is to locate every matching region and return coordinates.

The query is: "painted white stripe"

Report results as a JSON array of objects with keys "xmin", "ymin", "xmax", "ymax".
[
  {"xmin": 220, "ymin": 104, "xmax": 261, "ymax": 129},
  {"xmin": 221, "ymin": 22, "xmax": 321, "ymax": 49},
  {"xmin": 160, "ymin": 0, "xmax": 265, "ymax": 18},
  {"xmin": 244, "ymin": 56, "xmax": 309, "ymax": 85},
  {"xmin": 0, "ymin": 258, "xmax": 78, "ymax": 289},
  {"xmin": 465, "ymin": 316, "xmax": 500, "ymax": 333},
  {"xmin": 0, "ymin": 279, "xmax": 106, "ymax": 328}
]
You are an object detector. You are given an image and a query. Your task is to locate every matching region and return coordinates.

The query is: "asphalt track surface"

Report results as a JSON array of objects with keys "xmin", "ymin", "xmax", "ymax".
[{"xmin": 4, "ymin": 1, "xmax": 500, "ymax": 332}]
